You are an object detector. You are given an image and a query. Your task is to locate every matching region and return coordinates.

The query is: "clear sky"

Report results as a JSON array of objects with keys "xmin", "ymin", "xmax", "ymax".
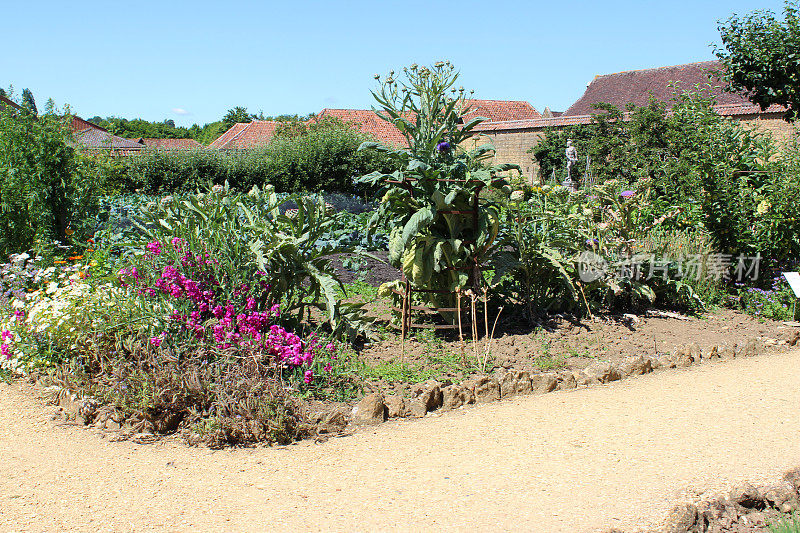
[{"xmin": 1, "ymin": 0, "xmax": 788, "ymax": 126}]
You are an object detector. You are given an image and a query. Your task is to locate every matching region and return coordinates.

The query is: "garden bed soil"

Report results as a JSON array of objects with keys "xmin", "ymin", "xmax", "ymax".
[
  {"xmin": 358, "ymin": 308, "xmax": 796, "ymax": 395},
  {"xmin": 329, "ymin": 250, "xmax": 400, "ymax": 286}
]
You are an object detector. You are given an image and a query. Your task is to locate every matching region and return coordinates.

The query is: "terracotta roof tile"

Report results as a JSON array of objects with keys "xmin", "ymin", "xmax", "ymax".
[
  {"xmin": 140, "ymin": 138, "xmax": 203, "ymax": 150},
  {"xmin": 461, "ymin": 99, "xmax": 540, "ymax": 122},
  {"xmin": 563, "ymin": 61, "xmax": 754, "ymax": 116},
  {"xmin": 209, "ymin": 121, "xmax": 280, "ymax": 150},
  {"xmin": 313, "ymin": 109, "xmax": 409, "ymax": 147},
  {"xmin": 473, "ymin": 103, "xmax": 787, "ymax": 133},
  {"xmin": 71, "ymin": 116, "xmax": 106, "ymax": 133},
  {"xmin": 208, "ymin": 122, "xmax": 248, "ymax": 150}
]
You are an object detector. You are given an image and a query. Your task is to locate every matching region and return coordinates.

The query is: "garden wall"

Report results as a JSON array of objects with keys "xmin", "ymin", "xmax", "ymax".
[{"xmin": 467, "ymin": 111, "xmax": 795, "ymax": 182}]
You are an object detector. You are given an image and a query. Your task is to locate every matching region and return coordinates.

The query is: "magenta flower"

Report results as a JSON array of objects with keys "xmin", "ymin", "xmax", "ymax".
[
  {"xmin": 146, "ymin": 241, "xmax": 162, "ymax": 255},
  {"xmin": 150, "ymin": 336, "xmax": 163, "ymax": 347},
  {"xmin": 324, "ymin": 363, "xmax": 332, "ymax": 373},
  {"xmin": 1, "ymin": 344, "xmax": 9, "ymax": 357},
  {"xmin": 304, "ymin": 370, "xmax": 314, "ymax": 384}
]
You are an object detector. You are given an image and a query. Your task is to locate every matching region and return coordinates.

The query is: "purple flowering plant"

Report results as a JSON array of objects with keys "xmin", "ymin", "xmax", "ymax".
[{"xmin": 120, "ymin": 185, "xmax": 369, "ymax": 388}]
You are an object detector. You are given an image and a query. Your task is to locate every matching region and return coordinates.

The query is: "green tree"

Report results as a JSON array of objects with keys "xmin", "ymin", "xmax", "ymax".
[
  {"xmin": 715, "ymin": 1, "xmax": 800, "ymax": 121},
  {"xmin": 0, "ymin": 107, "xmax": 101, "ymax": 255},
  {"xmin": 222, "ymin": 106, "xmax": 255, "ymax": 128},
  {"xmin": 21, "ymin": 88, "xmax": 37, "ymax": 115}
]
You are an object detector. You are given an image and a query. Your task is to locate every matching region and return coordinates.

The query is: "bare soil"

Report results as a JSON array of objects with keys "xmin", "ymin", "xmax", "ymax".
[
  {"xmin": 3, "ymin": 349, "xmax": 800, "ymax": 532},
  {"xmin": 359, "ymin": 308, "xmax": 793, "ymax": 391}
]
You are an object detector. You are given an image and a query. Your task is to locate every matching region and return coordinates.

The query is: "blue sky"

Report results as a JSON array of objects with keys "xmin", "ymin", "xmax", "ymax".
[{"xmin": 1, "ymin": 0, "xmax": 788, "ymax": 126}]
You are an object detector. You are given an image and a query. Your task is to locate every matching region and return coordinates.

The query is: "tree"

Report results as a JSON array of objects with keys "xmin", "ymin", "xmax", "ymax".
[
  {"xmin": 21, "ymin": 88, "xmax": 37, "ymax": 115},
  {"xmin": 222, "ymin": 106, "xmax": 254, "ymax": 128},
  {"xmin": 715, "ymin": 1, "xmax": 800, "ymax": 121},
  {"xmin": 0, "ymin": 107, "xmax": 100, "ymax": 254}
]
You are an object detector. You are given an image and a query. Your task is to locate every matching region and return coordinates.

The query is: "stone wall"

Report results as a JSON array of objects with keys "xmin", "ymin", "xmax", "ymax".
[
  {"xmin": 466, "ymin": 129, "xmax": 546, "ymax": 183},
  {"xmin": 470, "ymin": 113, "xmax": 796, "ymax": 183},
  {"xmin": 739, "ymin": 114, "xmax": 797, "ymax": 147}
]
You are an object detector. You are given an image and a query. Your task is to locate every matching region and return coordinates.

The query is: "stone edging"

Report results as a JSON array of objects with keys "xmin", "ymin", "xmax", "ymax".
[
  {"xmin": 626, "ymin": 468, "xmax": 800, "ymax": 533},
  {"xmin": 346, "ymin": 333, "xmax": 799, "ymax": 427}
]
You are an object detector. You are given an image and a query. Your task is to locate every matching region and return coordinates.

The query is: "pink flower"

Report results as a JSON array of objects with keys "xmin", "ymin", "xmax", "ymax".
[
  {"xmin": 326, "ymin": 342, "xmax": 335, "ymax": 352},
  {"xmin": 146, "ymin": 241, "xmax": 162, "ymax": 255},
  {"xmin": 150, "ymin": 336, "xmax": 163, "ymax": 347},
  {"xmin": 324, "ymin": 363, "xmax": 332, "ymax": 373},
  {"xmin": 1, "ymin": 344, "xmax": 9, "ymax": 357},
  {"xmin": 304, "ymin": 370, "xmax": 314, "ymax": 384},
  {"xmin": 1, "ymin": 330, "xmax": 12, "ymax": 342}
]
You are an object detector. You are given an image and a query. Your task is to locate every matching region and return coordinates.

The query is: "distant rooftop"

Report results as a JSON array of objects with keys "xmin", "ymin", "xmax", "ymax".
[{"xmin": 562, "ymin": 60, "xmax": 753, "ymax": 116}]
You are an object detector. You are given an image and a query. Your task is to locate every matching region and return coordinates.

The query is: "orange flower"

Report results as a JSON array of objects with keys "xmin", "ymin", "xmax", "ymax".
[
  {"xmin": 68, "ymin": 256, "xmax": 83, "ymax": 261},
  {"xmin": 54, "ymin": 260, "xmax": 67, "ymax": 265},
  {"xmin": 87, "ymin": 238, "xmax": 94, "ymax": 244},
  {"xmin": 86, "ymin": 248, "xmax": 95, "ymax": 253}
]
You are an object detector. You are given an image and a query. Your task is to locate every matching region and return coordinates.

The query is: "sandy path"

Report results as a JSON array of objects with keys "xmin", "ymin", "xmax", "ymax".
[{"xmin": 2, "ymin": 350, "xmax": 800, "ymax": 533}]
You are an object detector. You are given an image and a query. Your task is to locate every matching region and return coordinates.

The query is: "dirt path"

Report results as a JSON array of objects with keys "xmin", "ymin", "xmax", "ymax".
[{"xmin": 2, "ymin": 351, "xmax": 800, "ymax": 533}]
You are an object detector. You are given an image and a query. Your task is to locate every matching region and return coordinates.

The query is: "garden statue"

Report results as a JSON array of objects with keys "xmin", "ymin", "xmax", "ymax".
[{"xmin": 564, "ymin": 139, "xmax": 579, "ymax": 190}]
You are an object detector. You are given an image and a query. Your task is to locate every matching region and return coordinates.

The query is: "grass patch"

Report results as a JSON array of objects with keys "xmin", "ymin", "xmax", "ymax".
[
  {"xmin": 336, "ymin": 280, "xmax": 378, "ymax": 302},
  {"xmin": 533, "ymin": 354, "xmax": 567, "ymax": 371},
  {"xmin": 770, "ymin": 514, "xmax": 800, "ymax": 533}
]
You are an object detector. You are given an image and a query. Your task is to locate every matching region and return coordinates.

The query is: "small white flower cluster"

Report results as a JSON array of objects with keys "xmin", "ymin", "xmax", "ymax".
[{"xmin": 1, "ymin": 263, "xmax": 123, "ymax": 374}]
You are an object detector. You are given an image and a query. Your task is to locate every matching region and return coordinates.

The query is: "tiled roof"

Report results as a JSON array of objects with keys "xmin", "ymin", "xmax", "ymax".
[
  {"xmin": 74, "ymin": 128, "xmax": 145, "ymax": 153},
  {"xmin": 140, "ymin": 138, "xmax": 203, "ymax": 150},
  {"xmin": 313, "ymin": 109, "xmax": 409, "ymax": 147},
  {"xmin": 209, "ymin": 101, "xmax": 543, "ymax": 150},
  {"xmin": 473, "ymin": 102, "xmax": 787, "ymax": 133},
  {"xmin": 474, "ymin": 114, "xmax": 597, "ymax": 132},
  {"xmin": 71, "ymin": 116, "xmax": 106, "ymax": 133},
  {"xmin": 563, "ymin": 61, "xmax": 755, "ymax": 116},
  {"xmin": 208, "ymin": 121, "xmax": 279, "ymax": 150},
  {"xmin": 461, "ymin": 99, "xmax": 540, "ymax": 122},
  {"xmin": 208, "ymin": 123, "xmax": 247, "ymax": 150}
]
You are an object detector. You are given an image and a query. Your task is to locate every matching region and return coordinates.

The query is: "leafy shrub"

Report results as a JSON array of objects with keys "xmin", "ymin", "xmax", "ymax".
[
  {"xmin": 530, "ymin": 90, "xmax": 800, "ymax": 271},
  {"xmin": 119, "ymin": 118, "xmax": 393, "ymax": 194},
  {"xmin": 0, "ymin": 108, "xmax": 103, "ymax": 255},
  {"xmin": 493, "ymin": 178, "xmax": 709, "ymax": 320},
  {"xmin": 737, "ymin": 277, "xmax": 797, "ymax": 321}
]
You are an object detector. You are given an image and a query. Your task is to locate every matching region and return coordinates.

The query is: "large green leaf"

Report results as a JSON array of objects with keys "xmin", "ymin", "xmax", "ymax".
[{"xmin": 401, "ymin": 206, "xmax": 434, "ymax": 250}]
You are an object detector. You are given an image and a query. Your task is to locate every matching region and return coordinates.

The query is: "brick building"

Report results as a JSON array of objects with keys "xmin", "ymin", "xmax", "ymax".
[
  {"xmin": 470, "ymin": 61, "xmax": 793, "ymax": 180},
  {"xmin": 210, "ymin": 100, "xmax": 542, "ymax": 150}
]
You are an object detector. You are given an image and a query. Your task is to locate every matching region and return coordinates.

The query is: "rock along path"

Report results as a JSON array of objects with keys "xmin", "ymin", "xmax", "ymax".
[{"xmin": 2, "ymin": 350, "xmax": 800, "ymax": 533}]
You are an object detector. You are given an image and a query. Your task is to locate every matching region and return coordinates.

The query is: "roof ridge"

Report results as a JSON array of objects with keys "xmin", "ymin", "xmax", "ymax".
[
  {"xmin": 465, "ymin": 98, "xmax": 534, "ymax": 104},
  {"xmin": 592, "ymin": 60, "xmax": 721, "ymax": 81},
  {"xmin": 225, "ymin": 121, "xmax": 253, "ymax": 148}
]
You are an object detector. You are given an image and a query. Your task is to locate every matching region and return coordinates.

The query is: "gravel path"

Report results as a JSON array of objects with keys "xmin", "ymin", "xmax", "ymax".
[{"xmin": 2, "ymin": 350, "xmax": 800, "ymax": 532}]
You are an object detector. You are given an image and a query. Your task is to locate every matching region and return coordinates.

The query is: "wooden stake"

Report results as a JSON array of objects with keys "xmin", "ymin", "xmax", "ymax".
[{"xmin": 456, "ymin": 288, "xmax": 466, "ymax": 365}]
